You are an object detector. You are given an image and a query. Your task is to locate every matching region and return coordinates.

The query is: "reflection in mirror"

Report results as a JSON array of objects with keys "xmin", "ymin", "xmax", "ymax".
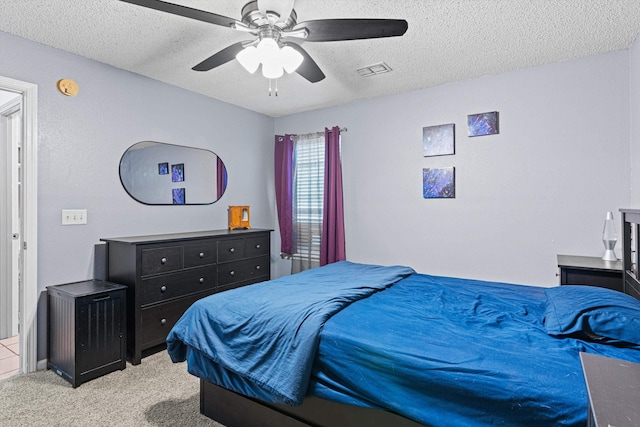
[{"xmin": 120, "ymin": 141, "xmax": 227, "ymax": 205}]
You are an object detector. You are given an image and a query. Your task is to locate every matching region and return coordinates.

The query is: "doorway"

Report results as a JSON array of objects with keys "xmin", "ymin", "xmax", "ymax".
[
  {"xmin": 0, "ymin": 90, "xmax": 21, "ymax": 378},
  {"xmin": 0, "ymin": 76, "xmax": 38, "ymax": 375}
]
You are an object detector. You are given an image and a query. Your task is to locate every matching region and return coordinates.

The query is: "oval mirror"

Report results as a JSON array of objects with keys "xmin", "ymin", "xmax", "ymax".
[{"xmin": 119, "ymin": 141, "xmax": 227, "ymax": 205}]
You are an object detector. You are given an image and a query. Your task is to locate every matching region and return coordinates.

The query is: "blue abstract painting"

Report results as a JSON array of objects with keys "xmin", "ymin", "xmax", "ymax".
[
  {"xmin": 171, "ymin": 163, "xmax": 184, "ymax": 182},
  {"xmin": 468, "ymin": 111, "xmax": 499, "ymax": 137},
  {"xmin": 172, "ymin": 188, "xmax": 185, "ymax": 204},
  {"xmin": 158, "ymin": 162, "xmax": 169, "ymax": 175},
  {"xmin": 423, "ymin": 167, "xmax": 455, "ymax": 199},
  {"xmin": 423, "ymin": 123, "xmax": 455, "ymax": 157}
]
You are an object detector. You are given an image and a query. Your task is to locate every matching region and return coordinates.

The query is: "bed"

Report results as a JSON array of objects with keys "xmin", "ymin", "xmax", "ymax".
[{"xmin": 166, "ymin": 254, "xmax": 640, "ymax": 427}]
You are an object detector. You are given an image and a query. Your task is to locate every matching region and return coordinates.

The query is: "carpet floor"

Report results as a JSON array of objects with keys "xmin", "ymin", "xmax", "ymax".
[{"xmin": 0, "ymin": 351, "xmax": 224, "ymax": 426}]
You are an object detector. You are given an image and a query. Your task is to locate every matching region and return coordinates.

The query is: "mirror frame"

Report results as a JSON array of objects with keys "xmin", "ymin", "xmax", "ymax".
[{"xmin": 118, "ymin": 141, "xmax": 229, "ymax": 206}]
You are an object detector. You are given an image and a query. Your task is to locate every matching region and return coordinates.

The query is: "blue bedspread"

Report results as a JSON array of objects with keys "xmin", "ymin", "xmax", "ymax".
[
  {"xmin": 166, "ymin": 261, "xmax": 414, "ymax": 405},
  {"xmin": 309, "ymin": 274, "xmax": 640, "ymax": 426}
]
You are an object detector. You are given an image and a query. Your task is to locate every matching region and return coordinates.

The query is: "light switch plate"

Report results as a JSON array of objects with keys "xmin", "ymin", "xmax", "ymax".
[{"xmin": 62, "ymin": 209, "xmax": 87, "ymax": 225}]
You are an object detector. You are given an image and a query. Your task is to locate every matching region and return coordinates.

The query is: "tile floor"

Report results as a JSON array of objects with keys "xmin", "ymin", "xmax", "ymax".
[{"xmin": 0, "ymin": 335, "xmax": 19, "ymax": 380}]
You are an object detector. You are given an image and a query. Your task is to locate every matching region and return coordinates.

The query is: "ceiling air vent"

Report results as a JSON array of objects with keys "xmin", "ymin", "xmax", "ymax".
[{"xmin": 357, "ymin": 62, "xmax": 393, "ymax": 77}]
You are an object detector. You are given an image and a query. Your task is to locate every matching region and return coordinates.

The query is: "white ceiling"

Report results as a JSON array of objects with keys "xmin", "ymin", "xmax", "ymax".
[{"xmin": 2, "ymin": 1, "xmax": 640, "ymax": 117}]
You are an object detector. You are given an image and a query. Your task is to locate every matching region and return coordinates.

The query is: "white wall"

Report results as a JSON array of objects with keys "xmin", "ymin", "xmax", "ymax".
[
  {"xmin": 275, "ymin": 50, "xmax": 632, "ymax": 287},
  {"xmin": 0, "ymin": 31, "xmax": 276, "ymax": 359},
  {"xmin": 3, "ymin": 27, "xmax": 639, "ymax": 360},
  {"xmin": 630, "ymin": 34, "xmax": 640, "ymax": 206}
]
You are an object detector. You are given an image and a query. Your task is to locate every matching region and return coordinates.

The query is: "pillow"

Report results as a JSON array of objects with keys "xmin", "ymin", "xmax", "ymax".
[{"xmin": 543, "ymin": 285, "xmax": 640, "ymax": 345}]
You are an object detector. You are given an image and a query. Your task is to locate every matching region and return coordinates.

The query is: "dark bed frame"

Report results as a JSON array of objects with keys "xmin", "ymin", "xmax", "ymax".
[
  {"xmin": 197, "ymin": 209, "xmax": 640, "ymax": 427},
  {"xmin": 200, "ymin": 380, "xmax": 423, "ymax": 427}
]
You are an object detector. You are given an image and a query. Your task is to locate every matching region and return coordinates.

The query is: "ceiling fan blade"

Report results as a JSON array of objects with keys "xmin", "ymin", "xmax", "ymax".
[
  {"xmin": 294, "ymin": 19, "xmax": 408, "ymax": 42},
  {"xmin": 287, "ymin": 43, "xmax": 325, "ymax": 83},
  {"xmin": 120, "ymin": 0, "xmax": 238, "ymax": 28},
  {"xmin": 192, "ymin": 42, "xmax": 247, "ymax": 72}
]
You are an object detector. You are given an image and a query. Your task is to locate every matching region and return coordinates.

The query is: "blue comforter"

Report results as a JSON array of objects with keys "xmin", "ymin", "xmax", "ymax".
[
  {"xmin": 166, "ymin": 261, "xmax": 414, "ymax": 405},
  {"xmin": 309, "ymin": 273, "xmax": 640, "ymax": 426},
  {"xmin": 168, "ymin": 262, "xmax": 640, "ymax": 426}
]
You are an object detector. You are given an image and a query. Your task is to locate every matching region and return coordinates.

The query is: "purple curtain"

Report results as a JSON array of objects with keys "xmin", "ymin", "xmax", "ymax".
[
  {"xmin": 216, "ymin": 157, "xmax": 227, "ymax": 199},
  {"xmin": 320, "ymin": 127, "xmax": 346, "ymax": 266},
  {"xmin": 274, "ymin": 134, "xmax": 294, "ymax": 256}
]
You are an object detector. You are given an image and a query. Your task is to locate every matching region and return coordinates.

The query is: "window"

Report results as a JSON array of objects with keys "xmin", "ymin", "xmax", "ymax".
[{"xmin": 291, "ymin": 133, "xmax": 325, "ymax": 273}]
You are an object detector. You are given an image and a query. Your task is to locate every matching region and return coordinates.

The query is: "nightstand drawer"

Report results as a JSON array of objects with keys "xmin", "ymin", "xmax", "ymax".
[
  {"xmin": 139, "ymin": 266, "xmax": 217, "ymax": 306},
  {"xmin": 141, "ymin": 246, "xmax": 183, "ymax": 276},
  {"xmin": 557, "ymin": 255, "xmax": 623, "ymax": 293}
]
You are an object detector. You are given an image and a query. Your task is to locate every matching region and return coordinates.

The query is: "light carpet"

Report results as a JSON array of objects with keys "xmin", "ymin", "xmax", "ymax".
[{"xmin": 0, "ymin": 351, "xmax": 224, "ymax": 426}]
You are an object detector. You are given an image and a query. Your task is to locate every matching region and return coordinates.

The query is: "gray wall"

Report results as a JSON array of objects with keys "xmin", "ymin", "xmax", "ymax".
[
  {"xmin": 630, "ymin": 33, "xmax": 640, "ymax": 207},
  {"xmin": 274, "ymin": 50, "xmax": 633, "ymax": 287},
  {"xmin": 3, "ymin": 28, "xmax": 640, "ymax": 362},
  {"xmin": 1, "ymin": 31, "xmax": 276, "ymax": 360}
]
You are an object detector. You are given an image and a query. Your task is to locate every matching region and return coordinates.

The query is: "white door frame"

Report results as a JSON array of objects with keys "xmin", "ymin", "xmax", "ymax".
[
  {"xmin": 0, "ymin": 97, "xmax": 21, "ymax": 339},
  {"xmin": 0, "ymin": 76, "xmax": 38, "ymax": 373}
]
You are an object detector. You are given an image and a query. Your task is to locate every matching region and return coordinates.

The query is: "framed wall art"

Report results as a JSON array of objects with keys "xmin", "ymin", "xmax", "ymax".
[
  {"xmin": 423, "ymin": 123, "xmax": 455, "ymax": 157},
  {"xmin": 423, "ymin": 167, "xmax": 455, "ymax": 199},
  {"xmin": 158, "ymin": 162, "xmax": 169, "ymax": 175},
  {"xmin": 171, "ymin": 163, "xmax": 185, "ymax": 182},
  {"xmin": 468, "ymin": 111, "xmax": 499, "ymax": 137},
  {"xmin": 172, "ymin": 188, "xmax": 186, "ymax": 204}
]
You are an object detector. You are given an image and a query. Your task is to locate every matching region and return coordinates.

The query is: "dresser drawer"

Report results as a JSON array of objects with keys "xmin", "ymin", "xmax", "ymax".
[
  {"xmin": 218, "ymin": 238, "xmax": 245, "ymax": 262},
  {"xmin": 139, "ymin": 291, "xmax": 214, "ymax": 348},
  {"xmin": 141, "ymin": 246, "xmax": 183, "ymax": 276},
  {"xmin": 139, "ymin": 266, "xmax": 217, "ymax": 306},
  {"xmin": 218, "ymin": 256, "xmax": 270, "ymax": 286},
  {"xmin": 184, "ymin": 241, "xmax": 217, "ymax": 268},
  {"xmin": 245, "ymin": 235, "xmax": 269, "ymax": 258}
]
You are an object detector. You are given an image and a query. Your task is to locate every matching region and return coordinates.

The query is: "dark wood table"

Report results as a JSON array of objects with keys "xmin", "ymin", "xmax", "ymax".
[{"xmin": 580, "ymin": 352, "xmax": 640, "ymax": 427}]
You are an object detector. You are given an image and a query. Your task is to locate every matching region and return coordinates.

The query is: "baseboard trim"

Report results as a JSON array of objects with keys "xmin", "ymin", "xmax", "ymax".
[{"xmin": 37, "ymin": 358, "xmax": 47, "ymax": 371}]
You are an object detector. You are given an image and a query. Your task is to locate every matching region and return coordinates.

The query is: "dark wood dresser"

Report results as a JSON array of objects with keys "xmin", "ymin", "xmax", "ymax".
[
  {"xmin": 101, "ymin": 229, "xmax": 272, "ymax": 364},
  {"xmin": 580, "ymin": 352, "xmax": 640, "ymax": 426}
]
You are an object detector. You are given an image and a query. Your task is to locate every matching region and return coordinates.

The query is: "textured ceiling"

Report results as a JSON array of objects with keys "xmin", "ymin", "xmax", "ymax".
[{"xmin": 2, "ymin": 1, "xmax": 640, "ymax": 117}]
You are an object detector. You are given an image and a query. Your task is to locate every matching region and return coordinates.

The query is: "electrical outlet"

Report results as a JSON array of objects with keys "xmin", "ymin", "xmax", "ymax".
[{"xmin": 62, "ymin": 209, "xmax": 87, "ymax": 225}]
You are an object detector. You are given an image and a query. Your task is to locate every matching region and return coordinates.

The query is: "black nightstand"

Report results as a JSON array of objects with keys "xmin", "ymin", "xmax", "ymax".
[
  {"xmin": 557, "ymin": 255, "xmax": 623, "ymax": 293},
  {"xmin": 48, "ymin": 280, "xmax": 127, "ymax": 387},
  {"xmin": 580, "ymin": 352, "xmax": 640, "ymax": 427}
]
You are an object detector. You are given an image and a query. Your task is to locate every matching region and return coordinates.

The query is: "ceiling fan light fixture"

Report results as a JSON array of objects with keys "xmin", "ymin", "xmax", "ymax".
[
  {"xmin": 236, "ymin": 45, "xmax": 260, "ymax": 73},
  {"xmin": 262, "ymin": 60, "xmax": 284, "ymax": 79},
  {"xmin": 257, "ymin": 37, "xmax": 280, "ymax": 63},
  {"xmin": 281, "ymin": 46, "xmax": 303, "ymax": 73}
]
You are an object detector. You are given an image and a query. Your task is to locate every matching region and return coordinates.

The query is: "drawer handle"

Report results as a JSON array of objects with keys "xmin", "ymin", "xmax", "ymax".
[
  {"xmin": 199, "ymin": 252, "xmax": 205, "ymax": 258},
  {"xmin": 229, "ymin": 248, "xmax": 235, "ymax": 253},
  {"xmin": 229, "ymin": 271, "xmax": 235, "ymax": 277},
  {"xmin": 160, "ymin": 318, "xmax": 167, "ymax": 325},
  {"xmin": 255, "ymin": 265, "xmax": 261, "ymax": 270},
  {"xmin": 160, "ymin": 285, "xmax": 167, "ymax": 293},
  {"xmin": 199, "ymin": 277, "xmax": 204, "ymax": 284},
  {"xmin": 161, "ymin": 257, "xmax": 167, "ymax": 264},
  {"xmin": 255, "ymin": 244, "xmax": 261, "ymax": 249},
  {"xmin": 93, "ymin": 295, "xmax": 111, "ymax": 302}
]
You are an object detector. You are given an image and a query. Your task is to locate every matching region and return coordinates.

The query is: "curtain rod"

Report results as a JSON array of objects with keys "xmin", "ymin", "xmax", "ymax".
[{"xmin": 295, "ymin": 127, "xmax": 347, "ymax": 139}]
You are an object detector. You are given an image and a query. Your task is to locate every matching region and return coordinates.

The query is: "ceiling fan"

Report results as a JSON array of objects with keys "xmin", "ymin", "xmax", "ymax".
[{"xmin": 119, "ymin": 0, "xmax": 408, "ymax": 84}]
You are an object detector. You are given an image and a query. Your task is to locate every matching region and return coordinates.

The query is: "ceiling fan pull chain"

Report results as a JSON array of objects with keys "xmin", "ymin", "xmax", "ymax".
[
  {"xmin": 269, "ymin": 79, "xmax": 272, "ymax": 96},
  {"xmin": 275, "ymin": 78, "xmax": 278, "ymax": 96}
]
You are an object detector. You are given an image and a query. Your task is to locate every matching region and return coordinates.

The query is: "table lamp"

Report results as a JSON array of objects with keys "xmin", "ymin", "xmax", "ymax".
[{"xmin": 602, "ymin": 211, "xmax": 617, "ymax": 261}]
